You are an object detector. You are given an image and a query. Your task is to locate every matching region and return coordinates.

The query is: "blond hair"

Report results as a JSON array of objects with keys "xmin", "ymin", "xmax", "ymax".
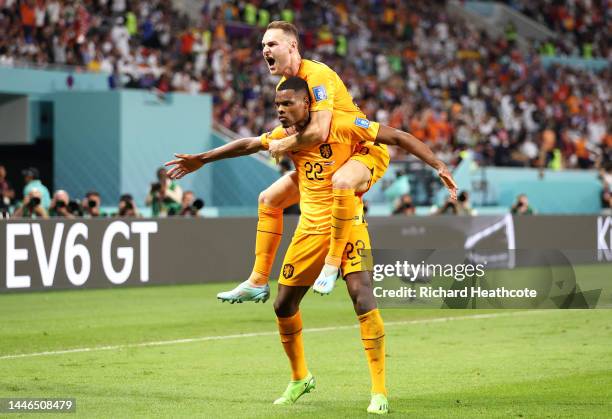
[{"xmin": 266, "ymin": 21, "xmax": 299, "ymax": 40}]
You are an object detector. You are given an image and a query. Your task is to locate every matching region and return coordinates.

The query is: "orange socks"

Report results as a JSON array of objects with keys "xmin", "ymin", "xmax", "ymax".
[
  {"xmin": 277, "ymin": 311, "xmax": 308, "ymax": 380},
  {"xmin": 359, "ymin": 309, "xmax": 387, "ymax": 395},
  {"xmin": 250, "ymin": 204, "xmax": 283, "ymax": 286},
  {"xmin": 325, "ymin": 188, "xmax": 356, "ymax": 267}
]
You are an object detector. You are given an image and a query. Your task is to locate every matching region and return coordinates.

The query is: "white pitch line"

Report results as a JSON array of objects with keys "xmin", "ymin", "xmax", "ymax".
[{"xmin": 0, "ymin": 311, "xmax": 548, "ymax": 361}]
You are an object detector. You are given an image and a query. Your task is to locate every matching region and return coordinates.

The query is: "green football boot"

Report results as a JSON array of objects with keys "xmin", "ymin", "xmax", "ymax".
[{"xmin": 273, "ymin": 372, "xmax": 316, "ymax": 405}]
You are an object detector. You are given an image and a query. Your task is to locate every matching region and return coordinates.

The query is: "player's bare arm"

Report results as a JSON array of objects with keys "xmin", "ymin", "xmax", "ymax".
[
  {"xmin": 376, "ymin": 125, "xmax": 458, "ymax": 200},
  {"xmin": 268, "ymin": 110, "xmax": 332, "ymax": 158},
  {"xmin": 165, "ymin": 137, "xmax": 265, "ymax": 180}
]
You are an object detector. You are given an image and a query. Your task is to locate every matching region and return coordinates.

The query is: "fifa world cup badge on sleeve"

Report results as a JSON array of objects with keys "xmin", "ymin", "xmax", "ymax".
[
  {"xmin": 312, "ymin": 85, "xmax": 327, "ymax": 102},
  {"xmin": 355, "ymin": 117, "xmax": 370, "ymax": 128}
]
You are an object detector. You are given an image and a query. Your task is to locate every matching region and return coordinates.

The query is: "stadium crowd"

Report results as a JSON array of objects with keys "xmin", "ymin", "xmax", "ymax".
[
  {"xmin": 502, "ymin": 0, "xmax": 610, "ymax": 59},
  {"xmin": 0, "ymin": 0, "xmax": 610, "ymax": 214},
  {"xmin": 1, "ymin": 0, "xmax": 609, "ymax": 173}
]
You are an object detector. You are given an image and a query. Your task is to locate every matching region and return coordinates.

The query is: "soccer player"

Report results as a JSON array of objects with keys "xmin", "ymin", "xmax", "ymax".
[
  {"xmin": 214, "ymin": 21, "xmax": 394, "ymax": 302},
  {"xmin": 165, "ymin": 76, "xmax": 457, "ymax": 414}
]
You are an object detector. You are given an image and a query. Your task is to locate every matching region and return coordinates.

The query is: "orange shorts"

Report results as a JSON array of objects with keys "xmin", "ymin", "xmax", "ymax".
[{"xmin": 278, "ymin": 222, "xmax": 373, "ymax": 287}]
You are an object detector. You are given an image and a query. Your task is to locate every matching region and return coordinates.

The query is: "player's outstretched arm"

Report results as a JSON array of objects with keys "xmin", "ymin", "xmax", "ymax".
[
  {"xmin": 268, "ymin": 110, "xmax": 332, "ymax": 158},
  {"xmin": 376, "ymin": 125, "xmax": 458, "ymax": 199},
  {"xmin": 165, "ymin": 137, "xmax": 265, "ymax": 180}
]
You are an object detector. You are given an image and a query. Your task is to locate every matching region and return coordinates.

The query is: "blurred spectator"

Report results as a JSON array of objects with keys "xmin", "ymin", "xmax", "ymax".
[
  {"xmin": 13, "ymin": 188, "xmax": 48, "ymax": 218},
  {"xmin": 392, "ymin": 194, "xmax": 416, "ymax": 216},
  {"xmin": 0, "ymin": 165, "xmax": 15, "ymax": 211},
  {"xmin": 456, "ymin": 191, "xmax": 475, "ymax": 215},
  {"xmin": 179, "ymin": 190, "xmax": 204, "ymax": 217},
  {"xmin": 82, "ymin": 190, "xmax": 104, "ymax": 217},
  {"xmin": 511, "ymin": 193, "xmax": 535, "ymax": 215},
  {"xmin": 146, "ymin": 167, "xmax": 182, "ymax": 216},
  {"xmin": 435, "ymin": 191, "xmax": 474, "ymax": 215},
  {"xmin": 22, "ymin": 167, "xmax": 50, "ymax": 209},
  {"xmin": 117, "ymin": 193, "xmax": 139, "ymax": 217},
  {"xmin": 48, "ymin": 189, "xmax": 74, "ymax": 218}
]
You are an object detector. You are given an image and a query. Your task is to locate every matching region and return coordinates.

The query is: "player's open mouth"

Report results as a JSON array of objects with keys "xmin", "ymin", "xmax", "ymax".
[{"xmin": 266, "ymin": 57, "xmax": 276, "ymax": 67}]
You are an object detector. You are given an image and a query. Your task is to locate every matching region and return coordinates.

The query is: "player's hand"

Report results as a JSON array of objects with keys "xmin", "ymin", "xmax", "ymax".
[
  {"xmin": 268, "ymin": 140, "xmax": 286, "ymax": 163},
  {"xmin": 437, "ymin": 165, "xmax": 458, "ymax": 200},
  {"xmin": 164, "ymin": 153, "xmax": 204, "ymax": 179}
]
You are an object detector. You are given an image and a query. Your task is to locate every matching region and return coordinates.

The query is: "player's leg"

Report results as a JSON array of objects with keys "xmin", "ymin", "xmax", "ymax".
[
  {"xmin": 314, "ymin": 143, "xmax": 389, "ymax": 295},
  {"xmin": 274, "ymin": 283, "xmax": 310, "ymax": 378},
  {"xmin": 342, "ymin": 225, "xmax": 389, "ymax": 414},
  {"xmin": 345, "ymin": 272, "xmax": 388, "ymax": 414},
  {"xmin": 251, "ymin": 171, "xmax": 300, "ymax": 284},
  {"xmin": 312, "ymin": 160, "xmax": 370, "ymax": 295},
  {"xmin": 217, "ymin": 172, "xmax": 299, "ymax": 303},
  {"xmin": 328, "ymin": 158, "xmax": 371, "ymax": 260},
  {"xmin": 273, "ymin": 284, "xmax": 316, "ymax": 405},
  {"xmin": 273, "ymin": 230, "xmax": 328, "ymax": 404}
]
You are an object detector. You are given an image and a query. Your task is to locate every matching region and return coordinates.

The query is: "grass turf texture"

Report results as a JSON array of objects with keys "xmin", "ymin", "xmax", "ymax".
[{"xmin": 1, "ymin": 280, "xmax": 611, "ymax": 417}]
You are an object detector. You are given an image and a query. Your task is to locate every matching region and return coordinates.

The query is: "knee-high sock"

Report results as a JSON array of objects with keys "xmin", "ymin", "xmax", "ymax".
[
  {"xmin": 251, "ymin": 204, "xmax": 283, "ymax": 285},
  {"xmin": 325, "ymin": 189, "xmax": 356, "ymax": 267},
  {"xmin": 277, "ymin": 311, "xmax": 308, "ymax": 380},
  {"xmin": 359, "ymin": 308, "xmax": 386, "ymax": 395}
]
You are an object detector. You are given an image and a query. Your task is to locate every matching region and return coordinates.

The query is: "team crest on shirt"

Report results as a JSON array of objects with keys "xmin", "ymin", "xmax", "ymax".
[
  {"xmin": 282, "ymin": 264, "xmax": 294, "ymax": 279},
  {"xmin": 319, "ymin": 144, "xmax": 333, "ymax": 159},
  {"xmin": 312, "ymin": 85, "xmax": 327, "ymax": 102},
  {"xmin": 355, "ymin": 117, "xmax": 370, "ymax": 128}
]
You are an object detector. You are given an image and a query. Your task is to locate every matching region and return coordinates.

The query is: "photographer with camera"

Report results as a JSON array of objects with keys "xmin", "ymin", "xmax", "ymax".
[
  {"xmin": 13, "ymin": 188, "xmax": 48, "ymax": 218},
  {"xmin": 117, "ymin": 193, "xmax": 140, "ymax": 217},
  {"xmin": 392, "ymin": 194, "xmax": 416, "ymax": 216},
  {"xmin": 22, "ymin": 167, "xmax": 50, "ymax": 209},
  {"xmin": 178, "ymin": 190, "xmax": 204, "ymax": 217},
  {"xmin": 48, "ymin": 190, "xmax": 76, "ymax": 218},
  {"xmin": 434, "ymin": 191, "xmax": 474, "ymax": 215},
  {"xmin": 146, "ymin": 167, "xmax": 182, "ymax": 217},
  {"xmin": 511, "ymin": 193, "xmax": 535, "ymax": 215},
  {"xmin": 82, "ymin": 190, "xmax": 105, "ymax": 218}
]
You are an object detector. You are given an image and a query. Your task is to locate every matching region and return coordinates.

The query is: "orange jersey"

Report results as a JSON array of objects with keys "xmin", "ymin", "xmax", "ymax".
[
  {"xmin": 260, "ymin": 114, "xmax": 380, "ymax": 234},
  {"xmin": 278, "ymin": 59, "xmax": 361, "ymax": 114}
]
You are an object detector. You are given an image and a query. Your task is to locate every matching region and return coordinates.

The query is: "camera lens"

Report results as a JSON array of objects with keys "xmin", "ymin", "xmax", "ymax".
[
  {"xmin": 192, "ymin": 199, "xmax": 204, "ymax": 210},
  {"xmin": 68, "ymin": 200, "xmax": 81, "ymax": 213},
  {"xmin": 30, "ymin": 197, "xmax": 41, "ymax": 207},
  {"xmin": 88, "ymin": 199, "xmax": 97, "ymax": 208}
]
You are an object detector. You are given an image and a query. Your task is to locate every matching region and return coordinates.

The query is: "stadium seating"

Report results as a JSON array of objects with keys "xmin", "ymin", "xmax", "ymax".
[{"xmin": 0, "ymin": 0, "xmax": 609, "ymax": 216}]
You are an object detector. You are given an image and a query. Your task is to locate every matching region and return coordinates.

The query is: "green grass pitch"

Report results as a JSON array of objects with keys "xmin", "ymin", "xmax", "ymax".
[{"xmin": 1, "ymin": 278, "xmax": 611, "ymax": 417}]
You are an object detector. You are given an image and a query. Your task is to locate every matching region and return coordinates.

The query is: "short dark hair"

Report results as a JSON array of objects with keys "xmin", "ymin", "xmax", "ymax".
[
  {"xmin": 277, "ymin": 76, "xmax": 309, "ymax": 96},
  {"xmin": 266, "ymin": 21, "xmax": 299, "ymax": 40}
]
